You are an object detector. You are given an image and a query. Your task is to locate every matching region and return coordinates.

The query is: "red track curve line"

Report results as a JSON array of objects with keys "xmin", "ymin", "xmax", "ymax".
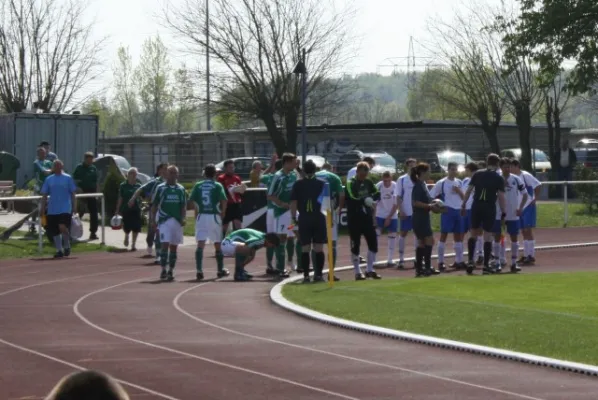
[
  {"xmin": 0, "ymin": 267, "xmax": 181, "ymax": 400},
  {"xmin": 172, "ymin": 282, "xmax": 546, "ymax": 400},
  {"xmin": 72, "ymin": 275, "xmax": 362, "ymax": 400}
]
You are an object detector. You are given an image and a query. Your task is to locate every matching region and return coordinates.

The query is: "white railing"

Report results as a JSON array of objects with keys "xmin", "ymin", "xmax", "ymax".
[
  {"xmin": 245, "ymin": 180, "xmax": 598, "ymax": 228},
  {"xmin": 0, "ymin": 193, "xmax": 105, "ymax": 254}
]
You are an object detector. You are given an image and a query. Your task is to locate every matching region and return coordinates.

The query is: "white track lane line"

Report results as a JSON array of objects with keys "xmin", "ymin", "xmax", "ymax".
[
  {"xmin": 0, "ymin": 267, "xmax": 182, "ymax": 400},
  {"xmin": 173, "ymin": 283, "xmax": 546, "ymax": 400},
  {"xmin": 73, "ymin": 276, "xmax": 361, "ymax": 400}
]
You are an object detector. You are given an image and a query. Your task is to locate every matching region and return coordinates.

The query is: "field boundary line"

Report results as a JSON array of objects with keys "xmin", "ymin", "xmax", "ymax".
[{"xmin": 270, "ymin": 241, "xmax": 598, "ymax": 378}]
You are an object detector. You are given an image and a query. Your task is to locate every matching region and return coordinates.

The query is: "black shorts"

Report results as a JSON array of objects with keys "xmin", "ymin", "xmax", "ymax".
[
  {"xmin": 223, "ymin": 203, "xmax": 243, "ymax": 225},
  {"xmin": 412, "ymin": 213, "xmax": 433, "ymax": 240},
  {"xmin": 471, "ymin": 202, "xmax": 496, "ymax": 232},
  {"xmin": 123, "ymin": 209, "xmax": 142, "ymax": 233},
  {"xmin": 348, "ymin": 217, "xmax": 378, "ymax": 254},
  {"xmin": 47, "ymin": 213, "xmax": 72, "ymax": 236},
  {"xmin": 298, "ymin": 214, "xmax": 327, "ymax": 246}
]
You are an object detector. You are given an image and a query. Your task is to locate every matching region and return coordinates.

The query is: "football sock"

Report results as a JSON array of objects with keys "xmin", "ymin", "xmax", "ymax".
[
  {"xmin": 511, "ymin": 242, "xmax": 519, "ymax": 263},
  {"xmin": 366, "ymin": 250, "xmax": 376, "ymax": 272},
  {"xmin": 286, "ymin": 238, "xmax": 294, "ymax": 262},
  {"xmin": 455, "ymin": 241, "xmax": 463, "ymax": 263},
  {"xmin": 160, "ymin": 248, "xmax": 168, "ymax": 268},
  {"xmin": 500, "ymin": 240, "xmax": 506, "ymax": 262},
  {"xmin": 493, "ymin": 242, "xmax": 501, "ymax": 262},
  {"xmin": 467, "ymin": 237, "xmax": 476, "ymax": 262},
  {"xmin": 215, "ymin": 250, "xmax": 224, "ymax": 272},
  {"xmin": 168, "ymin": 250, "xmax": 177, "ymax": 269},
  {"xmin": 437, "ymin": 241, "xmax": 445, "ymax": 263},
  {"xmin": 235, "ymin": 253, "xmax": 246, "ymax": 276},
  {"xmin": 332, "ymin": 240, "xmax": 337, "ymax": 267},
  {"xmin": 195, "ymin": 247, "xmax": 203, "ymax": 273},
  {"xmin": 295, "ymin": 240, "xmax": 302, "ymax": 265},
  {"xmin": 53, "ymin": 235, "xmax": 62, "ymax": 252},
  {"xmin": 387, "ymin": 235, "xmax": 396, "ymax": 263},
  {"xmin": 483, "ymin": 241, "xmax": 492, "ymax": 267},
  {"xmin": 424, "ymin": 245, "xmax": 433, "ymax": 269},
  {"xmin": 276, "ymin": 244, "xmax": 285, "ymax": 272},
  {"xmin": 352, "ymin": 254, "xmax": 361, "ymax": 274},
  {"xmin": 266, "ymin": 247, "xmax": 274, "ymax": 266},
  {"xmin": 62, "ymin": 232, "xmax": 70, "ymax": 250},
  {"xmin": 315, "ymin": 251, "xmax": 325, "ymax": 276},
  {"xmin": 415, "ymin": 247, "xmax": 424, "ymax": 270},
  {"xmin": 301, "ymin": 251, "xmax": 310, "ymax": 278},
  {"xmin": 531, "ymin": 240, "xmax": 536, "ymax": 257},
  {"xmin": 476, "ymin": 236, "xmax": 483, "ymax": 256},
  {"xmin": 398, "ymin": 236, "xmax": 405, "ymax": 261}
]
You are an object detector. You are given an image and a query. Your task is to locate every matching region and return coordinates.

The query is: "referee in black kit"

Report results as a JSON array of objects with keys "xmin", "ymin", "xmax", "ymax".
[
  {"xmin": 290, "ymin": 160, "xmax": 327, "ymax": 283},
  {"xmin": 461, "ymin": 153, "xmax": 506, "ymax": 275}
]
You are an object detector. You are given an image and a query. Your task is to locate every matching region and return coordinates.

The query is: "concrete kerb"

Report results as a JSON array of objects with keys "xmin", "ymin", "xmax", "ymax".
[{"xmin": 270, "ymin": 241, "xmax": 598, "ymax": 377}]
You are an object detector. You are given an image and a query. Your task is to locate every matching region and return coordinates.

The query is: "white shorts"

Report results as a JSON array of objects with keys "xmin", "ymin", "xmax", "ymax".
[
  {"xmin": 195, "ymin": 214, "xmax": 222, "ymax": 243},
  {"xmin": 275, "ymin": 211, "xmax": 294, "ymax": 236},
  {"xmin": 158, "ymin": 218, "xmax": 184, "ymax": 245},
  {"xmin": 266, "ymin": 209, "xmax": 276, "ymax": 233},
  {"xmin": 220, "ymin": 238, "xmax": 238, "ymax": 257}
]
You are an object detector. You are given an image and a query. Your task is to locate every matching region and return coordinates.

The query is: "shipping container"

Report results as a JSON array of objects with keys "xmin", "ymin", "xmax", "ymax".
[{"xmin": 0, "ymin": 113, "xmax": 98, "ymax": 187}]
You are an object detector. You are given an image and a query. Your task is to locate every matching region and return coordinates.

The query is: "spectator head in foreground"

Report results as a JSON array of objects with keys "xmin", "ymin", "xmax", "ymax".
[
  {"xmin": 223, "ymin": 159, "xmax": 235, "ymax": 175},
  {"xmin": 45, "ymin": 370, "xmax": 129, "ymax": 400},
  {"xmin": 303, "ymin": 159, "xmax": 317, "ymax": 176},
  {"xmin": 322, "ymin": 162, "xmax": 333, "ymax": 172},
  {"xmin": 362, "ymin": 156, "xmax": 376, "ymax": 169},
  {"xmin": 486, "ymin": 153, "xmax": 500, "ymax": 168}
]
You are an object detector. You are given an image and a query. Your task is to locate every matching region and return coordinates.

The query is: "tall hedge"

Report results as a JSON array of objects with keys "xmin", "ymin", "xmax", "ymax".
[{"xmin": 102, "ymin": 165, "xmax": 125, "ymax": 223}]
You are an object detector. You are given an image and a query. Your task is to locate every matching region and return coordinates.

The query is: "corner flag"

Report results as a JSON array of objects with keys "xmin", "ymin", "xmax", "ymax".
[{"xmin": 318, "ymin": 183, "xmax": 335, "ymax": 287}]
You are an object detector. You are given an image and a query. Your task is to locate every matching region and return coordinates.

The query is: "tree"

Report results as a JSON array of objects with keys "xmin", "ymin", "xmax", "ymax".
[
  {"xmin": 136, "ymin": 35, "xmax": 172, "ymax": 133},
  {"xmin": 112, "ymin": 46, "xmax": 139, "ymax": 134},
  {"xmin": 543, "ymin": 72, "xmax": 572, "ymax": 171},
  {"xmin": 163, "ymin": 0, "xmax": 356, "ymax": 155},
  {"xmin": 0, "ymin": 0, "xmax": 104, "ymax": 112},
  {"xmin": 82, "ymin": 97, "xmax": 120, "ymax": 137},
  {"xmin": 503, "ymin": 0, "xmax": 598, "ymax": 95},
  {"xmin": 165, "ymin": 66, "xmax": 198, "ymax": 132},
  {"xmin": 425, "ymin": 12, "xmax": 506, "ymax": 153},
  {"xmin": 212, "ymin": 109, "xmax": 240, "ymax": 130}
]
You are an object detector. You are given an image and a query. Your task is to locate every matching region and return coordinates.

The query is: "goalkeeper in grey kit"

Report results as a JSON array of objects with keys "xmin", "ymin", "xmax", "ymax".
[{"xmin": 344, "ymin": 161, "xmax": 382, "ymax": 280}]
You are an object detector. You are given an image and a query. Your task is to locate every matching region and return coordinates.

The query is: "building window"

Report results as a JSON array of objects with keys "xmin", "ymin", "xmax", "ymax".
[{"xmin": 153, "ymin": 145, "xmax": 168, "ymax": 170}]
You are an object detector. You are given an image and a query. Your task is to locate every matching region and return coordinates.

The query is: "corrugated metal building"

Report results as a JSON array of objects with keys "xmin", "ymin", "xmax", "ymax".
[{"xmin": 0, "ymin": 113, "xmax": 99, "ymax": 187}]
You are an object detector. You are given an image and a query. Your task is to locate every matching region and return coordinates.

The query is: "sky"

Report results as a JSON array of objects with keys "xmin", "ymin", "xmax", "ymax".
[{"xmin": 83, "ymin": 0, "xmax": 497, "ymax": 100}]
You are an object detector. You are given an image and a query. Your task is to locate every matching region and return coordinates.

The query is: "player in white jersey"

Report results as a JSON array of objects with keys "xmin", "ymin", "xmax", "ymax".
[
  {"xmin": 510, "ymin": 159, "xmax": 541, "ymax": 265},
  {"xmin": 491, "ymin": 158, "xmax": 527, "ymax": 273},
  {"xmin": 375, "ymin": 171, "xmax": 399, "ymax": 267},
  {"xmin": 429, "ymin": 162, "xmax": 466, "ymax": 271},
  {"xmin": 395, "ymin": 158, "xmax": 417, "ymax": 268}
]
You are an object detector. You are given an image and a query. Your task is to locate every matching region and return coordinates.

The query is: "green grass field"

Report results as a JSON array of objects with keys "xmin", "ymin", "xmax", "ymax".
[
  {"xmin": 0, "ymin": 228, "xmax": 114, "ymax": 259},
  {"xmin": 283, "ymin": 271, "xmax": 598, "ymax": 365}
]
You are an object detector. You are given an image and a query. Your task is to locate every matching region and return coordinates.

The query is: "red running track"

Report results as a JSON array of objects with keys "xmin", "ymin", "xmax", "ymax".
[{"xmin": 1, "ymin": 227, "xmax": 598, "ymax": 399}]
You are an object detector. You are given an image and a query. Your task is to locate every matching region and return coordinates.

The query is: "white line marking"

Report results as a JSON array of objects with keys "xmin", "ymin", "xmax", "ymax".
[
  {"xmin": 173, "ymin": 283, "xmax": 547, "ymax": 400},
  {"xmin": 73, "ymin": 276, "xmax": 361, "ymax": 400},
  {"xmin": 0, "ymin": 338, "xmax": 181, "ymax": 400}
]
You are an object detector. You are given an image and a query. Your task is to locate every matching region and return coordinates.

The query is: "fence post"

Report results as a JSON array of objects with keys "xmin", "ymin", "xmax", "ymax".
[
  {"xmin": 563, "ymin": 182, "xmax": 568, "ymax": 227},
  {"xmin": 37, "ymin": 209, "xmax": 43, "ymax": 255},
  {"xmin": 101, "ymin": 194, "xmax": 106, "ymax": 245}
]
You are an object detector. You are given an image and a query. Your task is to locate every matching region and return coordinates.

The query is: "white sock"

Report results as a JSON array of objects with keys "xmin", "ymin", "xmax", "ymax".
[
  {"xmin": 493, "ymin": 242, "xmax": 501, "ymax": 261},
  {"xmin": 500, "ymin": 240, "xmax": 506, "ymax": 262},
  {"xmin": 531, "ymin": 240, "xmax": 536, "ymax": 257},
  {"xmin": 511, "ymin": 242, "xmax": 519, "ymax": 263},
  {"xmin": 523, "ymin": 240, "xmax": 530, "ymax": 257},
  {"xmin": 476, "ymin": 236, "xmax": 483, "ymax": 256},
  {"xmin": 367, "ymin": 251, "xmax": 376, "ymax": 272},
  {"xmin": 398, "ymin": 236, "xmax": 405, "ymax": 261},
  {"xmin": 438, "ymin": 241, "xmax": 446, "ymax": 263},
  {"xmin": 455, "ymin": 242, "xmax": 463, "ymax": 263},
  {"xmin": 352, "ymin": 254, "xmax": 361, "ymax": 274},
  {"xmin": 387, "ymin": 235, "xmax": 396, "ymax": 263}
]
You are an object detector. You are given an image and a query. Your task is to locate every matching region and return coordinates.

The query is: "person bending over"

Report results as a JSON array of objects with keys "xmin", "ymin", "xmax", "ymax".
[
  {"xmin": 345, "ymin": 161, "xmax": 381, "ymax": 280},
  {"xmin": 220, "ymin": 228, "xmax": 281, "ymax": 281},
  {"xmin": 45, "ymin": 370, "xmax": 129, "ymax": 400}
]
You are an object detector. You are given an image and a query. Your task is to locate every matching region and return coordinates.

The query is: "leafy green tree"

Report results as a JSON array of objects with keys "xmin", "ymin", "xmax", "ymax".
[
  {"xmin": 502, "ymin": 0, "xmax": 598, "ymax": 95},
  {"xmin": 82, "ymin": 97, "xmax": 120, "ymax": 137},
  {"xmin": 212, "ymin": 110, "xmax": 240, "ymax": 130},
  {"xmin": 113, "ymin": 46, "xmax": 140, "ymax": 134},
  {"xmin": 136, "ymin": 35, "xmax": 172, "ymax": 133},
  {"xmin": 165, "ymin": 66, "xmax": 198, "ymax": 132}
]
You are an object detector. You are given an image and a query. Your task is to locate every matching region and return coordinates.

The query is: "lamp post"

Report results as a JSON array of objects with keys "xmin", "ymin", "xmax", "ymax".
[
  {"xmin": 293, "ymin": 48, "xmax": 307, "ymax": 165},
  {"xmin": 205, "ymin": 0, "xmax": 211, "ymax": 131}
]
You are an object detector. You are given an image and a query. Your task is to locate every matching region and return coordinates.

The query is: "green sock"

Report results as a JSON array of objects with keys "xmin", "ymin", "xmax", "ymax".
[
  {"xmin": 333, "ymin": 240, "xmax": 337, "ymax": 267},
  {"xmin": 286, "ymin": 238, "xmax": 294, "ymax": 262},
  {"xmin": 235, "ymin": 253, "xmax": 246, "ymax": 276},
  {"xmin": 195, "ymin": 247, "xmax": 203, "ymax": 273},
  {"xmin": 168, "ymin": 250, "xmax": 177, "ymax": 269},
  {"xmin": 155, "ymin": 232, "xmax": 161, "ymax": 255},
  {"xmin": 160, "ymin": 248, "xmax": 168, "ymax": 268},
  {"xmin": 276, "ymin": 244, "xmax": 286, "ymax": 272},
  {"xmin": 266, "ymin": 247, "xmax": 274, "ymax": 266},
  {"xmin": 215, "ymin": 250, "xmax": 224, "ymax": 272},
  {"xmin": 295, "ymin": 240, "xmax": 302, "ymax": 265}
]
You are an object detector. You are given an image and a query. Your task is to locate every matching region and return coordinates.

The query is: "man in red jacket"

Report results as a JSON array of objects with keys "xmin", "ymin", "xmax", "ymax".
[{"xmin": 218, "ymin": 160, "xmax": 244, "ymax": 235}]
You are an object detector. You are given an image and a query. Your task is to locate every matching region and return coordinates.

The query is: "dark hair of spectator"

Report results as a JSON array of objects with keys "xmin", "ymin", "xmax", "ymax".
[
  {"xmin": 510, "ymin": 159, "xmax": 520, "ymax": 167},
  {"xmin": 282, "ymin": 153, "xmax": 296, "ymax": 164},
  {"xmin": 465, "ymin": 162, "xmax": 479, "ymax": 172},
  {"xmin": 223, "ymin": 159, "xmax": 234, "ymax": 168},
  {"xmin": 362, "ymin": 156, "xmax": 376, "ymax": 166},
  {"xmin": 303, "ymin": 159, "xmax": 316, "ymax": 175},
  {"xmin": 410, "ymin": 162, "xmax": 430, "ymax": 183},
  {"xmin": 45, "ymin": 370, "xmax": 129, "ymax": 400},
  {"xmin": 499, "ymin": 157, "xmax": 511, "ymax": 167},
  {"xmin": 155, "ymin": 162, "xmax": 168, "ymax": 177},
  {"xmin": 204, "ymin": 164, "xmax": 216, "ymax": 178},
  {"xmin": 486, "ymin": 153, "xmax": 500, "ymax": 166},
  {"xmin": 356, "ymin": 161, "xmax": 370, "ymax": 173},
  {"xmin": 447, "ymin": 162, "xmax": 458, "ymax": 170},
  {"xmin": 274, "ymin": 159, "xmax": 283, "ymax": 170}
]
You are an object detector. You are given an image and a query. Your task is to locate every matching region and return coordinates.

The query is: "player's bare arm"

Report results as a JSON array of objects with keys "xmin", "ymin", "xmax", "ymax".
[
  {"xmin": 461, "ymin": 186, "xmax": 473, "ymax": 214},
  {"xmin": 220, "ymin": 199, "xmax": 227, "ymax": 221},
  {"xmin": 71, "ymin": 190, "xmax": 76, "ymax": 215},
  {"xmin": 518, "ymin": 192, "xmax": 529, "ymax": 216},
  {"xmin": 498, "ymin": 191, "xmax": 507, "ymax": 217},
  {"xmin": 115, "ymin": 193, "xmax": 123, "ymax": 216},
  {"xmin": 290, "ymin": 199, "xmax": 298, "ymax": 222}
]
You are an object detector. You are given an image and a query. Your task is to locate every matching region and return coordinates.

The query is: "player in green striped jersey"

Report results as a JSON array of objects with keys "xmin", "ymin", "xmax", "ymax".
[
  {"xmin": 150, "ymin": 165, "xmax": 188, "ymax": 282},
  {"xmin": 260, "ymin": 159, "xmax": 283, "ymax": 273},
  {"xmin": 221, "ymin": 228, "xmax": 281, "ymax": 281},
  {"xmin": 189, "ymin": 164, "xmax": 229, "ymax": 281}
]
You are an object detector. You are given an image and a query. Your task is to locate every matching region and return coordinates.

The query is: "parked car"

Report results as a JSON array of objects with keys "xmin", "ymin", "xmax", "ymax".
[
  {"xmin": 215, "ymin": 157, "xmax": 271, "ymax": 180},
  {"xmin": 94, "ymin": 154, "xmax": 151, "ymax": 184},
  {"xmin": 435, "ymin": 150, "xmax": 474, "ymax": 173},
  {"xmin": 336, "ymin": 150, "xmax": 397, "ymax": 177},
  {"xmin": 297, "ymin": 155, "xmax": 327, "ymax": 169},
  {"xmin": 573, "ymin": 140, "xmax": 598, "ymax": 169},
  {"xmin": 500, "ymin": 148, "xmax": 551, "ymax": 172}
]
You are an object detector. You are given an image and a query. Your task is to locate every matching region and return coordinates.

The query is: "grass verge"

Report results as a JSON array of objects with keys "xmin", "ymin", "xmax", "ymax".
[
  {"xmin": 282, "ymin": 272, "xmax": 598, "ymax": 365},
  {"xmin": 0, "ymin": 228, "xmax": 115, "ymax": 259}
]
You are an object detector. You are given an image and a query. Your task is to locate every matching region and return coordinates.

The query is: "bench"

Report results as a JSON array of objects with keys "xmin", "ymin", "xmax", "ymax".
[{"xmin": 0, "ymin": 180, "xmax": 15, "ymax": 213}]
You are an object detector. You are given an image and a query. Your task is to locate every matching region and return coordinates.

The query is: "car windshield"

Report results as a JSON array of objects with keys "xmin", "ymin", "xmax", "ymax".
[
  {"xmin": 533, "ymin": 150, "xmax": 548, "ymax": 162},
  {"xmin": 371, "ymin": 155, "xmax": 395, "ymax": 167},
  {"xmin": 113, "ymin": 157, "xmax": 131, "ymax": 169},
  {"xmin": 437, "ymin": 152, "xmax": 471, "ymax": 166}
]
